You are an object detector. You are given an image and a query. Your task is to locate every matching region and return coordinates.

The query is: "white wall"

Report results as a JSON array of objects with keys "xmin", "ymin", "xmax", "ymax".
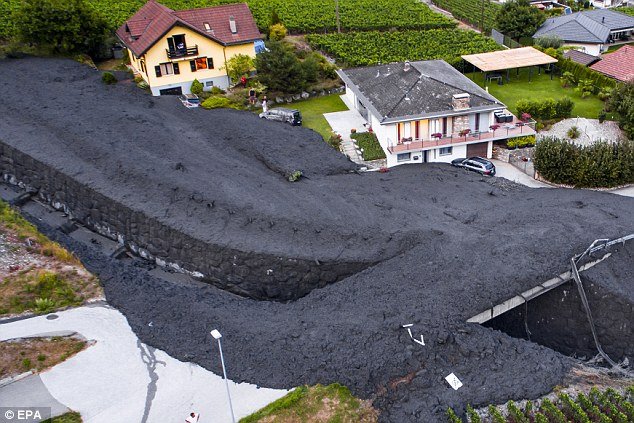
[
  {"xmin": 564, "ymin": 43, "xmax": 602, "ymax": 56},
  {"xmin": 427, "ymin": 145, "xmax": 467, "ymax": 163}
]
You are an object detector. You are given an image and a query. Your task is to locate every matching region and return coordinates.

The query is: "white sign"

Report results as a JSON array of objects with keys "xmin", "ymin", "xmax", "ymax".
[{"xmin": 445, "ymin": 373, "xmax": 463, "ymax": 390}]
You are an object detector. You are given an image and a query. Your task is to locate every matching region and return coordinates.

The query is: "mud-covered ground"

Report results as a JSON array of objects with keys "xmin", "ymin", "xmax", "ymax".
[{"xmin": 1, "ymin": 58, "xmax": 633, "ymax": 421}]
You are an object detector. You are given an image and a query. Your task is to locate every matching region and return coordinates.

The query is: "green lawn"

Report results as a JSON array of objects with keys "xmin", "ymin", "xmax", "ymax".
[
  {"xmin": 288, "ymin": 94, "xmax": 348, "ymax": 141},
  {"xmin": 466, "ymin": 68, "xmax": 606, "ymax": 119}
]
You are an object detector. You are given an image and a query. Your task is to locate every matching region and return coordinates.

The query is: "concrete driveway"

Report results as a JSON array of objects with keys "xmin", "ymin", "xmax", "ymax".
[{"xmin": 0, "ymin": 305, "xmax": 288, "ymax": 423}]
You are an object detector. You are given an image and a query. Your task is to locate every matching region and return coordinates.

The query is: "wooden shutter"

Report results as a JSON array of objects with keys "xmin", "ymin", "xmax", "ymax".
[
  {"xmin": 207, "ymin": 57, "xmax": 214, "ymax": 69},
  {"xmin": 173, "ymin": 62, "xmax": 180, "ymax": 75},
  {"xmin": 190, "ymin": 60, "xmax": 196, "ymax": 72},
  {"xmin": 155, "ymin": 65, "xmax": 162, "ymax": 77}
]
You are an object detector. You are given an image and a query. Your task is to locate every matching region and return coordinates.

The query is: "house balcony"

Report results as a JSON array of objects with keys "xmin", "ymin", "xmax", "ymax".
[
  {"xmin": 166, "ymin": 45, "xmax": 199, "ymax": 60},
  {"xmin": 387, "ymin": 118, "xmax": 536, "ymax": 154}
]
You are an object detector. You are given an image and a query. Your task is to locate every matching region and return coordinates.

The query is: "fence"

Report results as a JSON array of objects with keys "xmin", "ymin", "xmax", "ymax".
[{"xmin": 491, "ymin": 28, "xmax": 521, "ymax": 49}]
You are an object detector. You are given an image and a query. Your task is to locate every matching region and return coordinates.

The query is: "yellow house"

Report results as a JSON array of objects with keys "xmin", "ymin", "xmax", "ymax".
[{"xmin": 116, "ymin": 0, "xmax": 262, "ymax": 96}]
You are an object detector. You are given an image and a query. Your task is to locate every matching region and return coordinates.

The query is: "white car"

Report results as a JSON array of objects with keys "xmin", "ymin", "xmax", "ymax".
[{"xmin": 178, "ymin": 94, "xmax": 200, "ymax": 108}]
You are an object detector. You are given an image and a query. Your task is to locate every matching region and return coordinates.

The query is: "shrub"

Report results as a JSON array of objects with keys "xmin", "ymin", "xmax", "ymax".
[
  {"xmin": 327, "ymin": 133, "xmax": 342, "ymax": 150},
  {"xmin": 598, "ymin": 110, "xmax": 606, "ymax": 123},
  {"xmin": 608, "ymin": 81, "xmax": 634, "ymax": 140},
  {"xmin": 567, "ymin": 126, "xmax": 580, "ymax": 139},
  {"xmin": 576, "ymin": 79, "xmax": 595, "ymax": 98},
  {"xmin": 210, "ymin": 86, "xmax": 226, "ymax": 95},
  {"xmin": 288, "ymin": 170, "xmax": 302, "ymax": 182},
  {"xmin": 507, "ymin": 135, "xmax": 535, "ymax": 148},
  {"xmin": 351, "ymin": 132, "xmax": 386, "ymax": 160},
  {"xmin": 598, "ymin": 86, "xmax": 613, "ymax": 101},
  {"xmin": 515, "ymin": 97, "xmax": 573, "ymax": 121},
  {"xmin": 201, "ymin": 96, "xmax": 241, "ymax": 110},
  {"xmin": 560, "ymin": 71, "xmax": 576, "ymax": 88},
  {"xmin": 535, "ymin": 137, "xmax": 634, "ymax": 187},
  {"xmin": 223, "ymin": 54, "xmax": 255, "ymax": 84},
  {"xmin": 101, "ymin": 72, "xmax": 117, "ymax": 84},
  {"xmin": 22, "ymin": 358, "xmax": 32, "ymax": 370},
  {"xmin": 190, "ymin": 79, "xmax": 203, "ymax": 96},
  {"xmin": 269, "ymin": 23, "xmax": 287, "ymax": 41},
  {"xmin": 535, "ymin": 34, "xmax": 563, "ymax": 49}
]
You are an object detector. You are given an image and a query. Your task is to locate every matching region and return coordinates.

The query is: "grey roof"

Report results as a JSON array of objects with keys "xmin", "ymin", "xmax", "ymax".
[
  {"xmin": 337, "ymin": 60, "xmax": 503, "ymax": 123},
  {"xmin": 562, "ymin": 49, "xmax": 600, "ymax": 66},
  {"xmin": 534, "ymin": 9, "xmax": 634, "ymax": 43}
]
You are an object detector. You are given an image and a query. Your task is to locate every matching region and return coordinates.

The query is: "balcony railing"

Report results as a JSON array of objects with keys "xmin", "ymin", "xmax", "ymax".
[
  {"xmin": 387, "ymin": 119, "xmax": 536, "ymax": 154},
  {"xmin": 166, "ymin": 45, "xmax": 199, "ymax": 59}
]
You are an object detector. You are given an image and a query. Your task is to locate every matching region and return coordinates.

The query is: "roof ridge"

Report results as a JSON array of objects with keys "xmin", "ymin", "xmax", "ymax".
[
  {"xmin": 382, "ymin": 71, "xmax": 422, "ymax": 120},
  {"xmin": 419, "ymin": 69, "xmax": 494, "ymax": 103}
]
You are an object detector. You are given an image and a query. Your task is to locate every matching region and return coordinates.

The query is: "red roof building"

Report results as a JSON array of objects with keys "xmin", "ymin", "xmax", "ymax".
[{"xmin": 590, "ymin": 45, "xmax": 634, "ymax": 82}]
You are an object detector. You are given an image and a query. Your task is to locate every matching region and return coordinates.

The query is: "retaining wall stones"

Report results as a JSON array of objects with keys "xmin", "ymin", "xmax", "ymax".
[
  {"xmin": 0, "ymin": 141, "xmax": 370, "ymax": 301},
  {"xmin": 484, "ymin": 280, "xmax": 633, "ymax": 362}
]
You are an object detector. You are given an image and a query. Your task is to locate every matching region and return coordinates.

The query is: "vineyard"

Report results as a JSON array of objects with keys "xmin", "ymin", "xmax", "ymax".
[
  {"xmin": 0, "ymin": 0, "xmax": 456, "ymax": 39},
  {"xmin": 448, "ymin": 386, "xmax": 634, "ymax": 423},
  {"xmin": 431, "ymin": 0, "xmax": 500, "ymax": 33},
  {"xmin": 306, "ymin": 29, "xmax": 502, "ymax": 67},
  {"xmin": 618, "ymin": 7, "xmax": 634, "ymax": 17}
]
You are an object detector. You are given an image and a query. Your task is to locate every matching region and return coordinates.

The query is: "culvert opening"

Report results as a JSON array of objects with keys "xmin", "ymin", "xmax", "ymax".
[{"xmin": 482, "ymin": 279, "xmax": 633, "ymax": 369}]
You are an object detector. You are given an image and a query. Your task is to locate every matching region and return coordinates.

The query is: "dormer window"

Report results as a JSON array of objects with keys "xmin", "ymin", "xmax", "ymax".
[{"xmin": 203, "ymin": 22, "xmax": 212, "ymax": 32}]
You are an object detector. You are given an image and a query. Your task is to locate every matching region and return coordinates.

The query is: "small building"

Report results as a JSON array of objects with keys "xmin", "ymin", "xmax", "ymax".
[
  {"xmin": 533, "ymin": 9, "xmax": 634, "ymax": 56},
  {"xmin": 337, "ymin": 60, "xmax": 535, "ymax": 167},
  {"xmin": 116, "ymin": 0, "xmax": 262, "ymax": 96},
  {"xmin": 562, "ymin": 49, "xmax": 601, "ymax": 66},
  {"xmin": 590, "ymin": 44, "xmax": 634, "ymax": 81}
]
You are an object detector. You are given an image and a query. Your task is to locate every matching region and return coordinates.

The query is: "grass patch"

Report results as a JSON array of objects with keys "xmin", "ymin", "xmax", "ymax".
[
  {"xmin": 351, "ymin": 132, "xmax": 386, "ymax": 161},
  {"xmin": 0, "ymin": 200, "xmax": 78, "ymax": 264},
  {"xmin": 240, "ymin": 383, "xmax": 378, "ymax": 423},
  {"xmin": 0, "ymin": 336, "xmax": 86, "ymax": 379},
  {"xmin": 43, "ymin": 411, "xmax": 82, "ymax": 423},
  {"xmin": 466, "ymin": 68, "xmax": 609, "ymax": 120},
  {"xmin": 287, "ymin": 94, "xmax": 348, "ymax": 141}
]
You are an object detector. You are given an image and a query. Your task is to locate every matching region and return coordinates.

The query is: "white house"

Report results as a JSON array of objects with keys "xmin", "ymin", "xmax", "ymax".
[{"xmin": 337, "ymin": 60, "xmax": 535, "ymax": 167}]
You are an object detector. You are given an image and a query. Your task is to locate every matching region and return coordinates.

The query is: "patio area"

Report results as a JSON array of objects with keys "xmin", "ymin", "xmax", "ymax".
[{"xmin": 323, "ymin": 95, "xmax": 370, "ymax": 164}]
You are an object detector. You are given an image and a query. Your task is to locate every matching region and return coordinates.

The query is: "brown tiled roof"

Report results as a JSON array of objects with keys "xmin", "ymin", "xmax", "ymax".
[
  {"xmin": 116, "ymin": 0, "xmax": 261, "ymax": 57},
  {"xmin": 562, "ymin": 49, "xmax": 600, "ymax": 67},
  {"xmin": 590, "ymin": 45, "xmax": 634, "ymax": 82}
]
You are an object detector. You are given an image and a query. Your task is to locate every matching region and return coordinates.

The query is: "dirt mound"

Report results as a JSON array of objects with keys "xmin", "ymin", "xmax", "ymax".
[{"xmin": 1, "ymin": 57, "xmax": 633, "ymax": 421}]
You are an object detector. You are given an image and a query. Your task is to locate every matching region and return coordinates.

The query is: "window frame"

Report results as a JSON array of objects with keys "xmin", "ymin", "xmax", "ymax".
[
  {"xmin": 438, "ymin": 147, "xmax": 453, "ymax": 156},
  {"xmin": 397, "ymin": 152, "xmax": 411, "ymax": 163}
]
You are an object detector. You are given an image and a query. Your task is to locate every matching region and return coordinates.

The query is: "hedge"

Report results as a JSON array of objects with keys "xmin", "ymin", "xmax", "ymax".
[
  {"xmin": 557, "ymin": 58, "xmax": 618, "ymax": 90},
  {"xmin": 534, "ymin": 137, "xmax": 634, "ymax": 188},
  {"xmin": 351, "ymin": 131, "xmax": 386, "ymax": 160},
  {"xmin": 515, "ymin": 97, "xmax": 573, "ymax": 121}
]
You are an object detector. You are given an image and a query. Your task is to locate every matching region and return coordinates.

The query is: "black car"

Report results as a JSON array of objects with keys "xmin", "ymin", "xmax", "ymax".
[
  {"xmin": 259, "ymin": 108, "xmax": 302, "ymax": 126},
  {"xmin": 451, "ymin": 157, "xmax": 496, "ymax": 176}
]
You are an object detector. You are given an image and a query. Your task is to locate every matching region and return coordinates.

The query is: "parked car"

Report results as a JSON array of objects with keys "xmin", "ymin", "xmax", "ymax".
[
  {"xmin": 259, "ymin": 108, "xmax": 302, "ymax": 126},
  {"xmin": 178, "ymin": 94, "xmax": 200, "ymax": 108},
  {"xmin": 451, "ymin": 157, "xmax": 496, "ymax": 176}
]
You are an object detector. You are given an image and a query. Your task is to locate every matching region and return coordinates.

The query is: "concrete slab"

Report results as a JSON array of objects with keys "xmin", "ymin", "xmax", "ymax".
[
  {"xmin": 0, "ymin": 306, "xmax": 288, "ymax": 423},
  {"xmin": 491, "ymin": 159, "xmax": 551, "ymax": 189}
]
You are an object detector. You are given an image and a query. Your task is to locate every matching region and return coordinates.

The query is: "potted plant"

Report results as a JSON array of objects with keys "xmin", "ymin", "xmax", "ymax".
[
  {"xmin": 459, "ymin": 129, "xmax": 471, "ymax": 140},
  {"xmin": 489, "ymin": 124, "xmax": 500, "ymax": 135},
  {"xmin": 431, "ymin": 132, "xmax": 443, "ymax": 140},
  {"xmin": 521, "ymin": 112, "xmax": 531, "ymax": 122}
]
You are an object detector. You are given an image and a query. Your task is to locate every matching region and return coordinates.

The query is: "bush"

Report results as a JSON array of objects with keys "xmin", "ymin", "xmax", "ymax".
[
  {"xmin": 507, "ymin": 135, "xmax": 535, "ymax": 148},
  {"xmin": 351, "ymin": 132, "xmax": 386, "ymax": 160},
  {"xmin": 557, "ymin": 58, "xmax": 617, "ymax": 91},
  {"xmin": 560, "ymin": 71, "xmax": 576, "ymax": 88},
  {"xmin": 327, "ymin": 132, "xmax": 342, "ymax": 150},
  {"xmin": 101, "ymin": 72, "xmax": 117, "ymax": 84},
  {"xmin": 576, "ymin": 79, "xmax": 595, "ymax": 98},
  {"xmin": 269, "ymin": 23, "xmax": 287, "ymax": 41},
  {"xmin": 288, "ymin": 170, "xmax": 302, "ymax": 182},
  {"xmin": 608, "ymin": 81, "xmax": 634, "ymax": 140},
  {"xmin": 190, "ymin": 79, "xmax": 203, "ymax": 96},
  {"xmin": 515, "ymin": 97, "xmax": 573, "ymax": 121},
  {"xmin": 210, "ymin": 86, "xmax": 226, "ymax": 95},
  {"xmin": 201, "ymin": 96, "xmax": 241, "ymax": 110},
  {"xmin": 535, "ymin": 34, "xmax": 563, "ymax": 49},
  {"xmin": 567, "ymin": 126, "xmax": 580, "ymax": 139},
  {"xmin": 535, "ymin": 137, "xmax": 634, "ymax": 187}
]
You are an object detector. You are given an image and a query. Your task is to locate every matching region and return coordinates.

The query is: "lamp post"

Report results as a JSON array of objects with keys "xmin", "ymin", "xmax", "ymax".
[{"xmin": 211, "ymin": 329, "xmax": 236, "ymax": 423}]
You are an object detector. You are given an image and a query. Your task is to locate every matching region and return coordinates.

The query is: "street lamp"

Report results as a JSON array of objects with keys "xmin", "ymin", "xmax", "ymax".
[{"xmin": 211, "ymin": 329, "xmax": 236, "ymax": 423}]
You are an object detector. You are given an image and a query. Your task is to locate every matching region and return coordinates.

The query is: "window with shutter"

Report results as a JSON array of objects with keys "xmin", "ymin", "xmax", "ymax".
[
  {"xmin": 190, "ymin": 61, "xmax": 196, "ymax": 72},
  {"xmin": 155, "ymin": 65, "xmax": 162, "ymax": 77},
  {"xmin": 207, "ymin": 57, "xmax": 214, "ymax": 69},
  {"xmin": 173, "ymin": 62, "xmax": 180, "ymax": 75}
]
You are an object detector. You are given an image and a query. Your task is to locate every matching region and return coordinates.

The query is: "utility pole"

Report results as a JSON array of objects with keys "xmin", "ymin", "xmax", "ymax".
[{"xmin": 335, "ymin": 0, "xmax": 341, "ymax": 33}]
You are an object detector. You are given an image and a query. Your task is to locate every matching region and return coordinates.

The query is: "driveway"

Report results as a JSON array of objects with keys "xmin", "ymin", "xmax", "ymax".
[
  {"xmin": 490, "ymin": 159, "xmax": 551, "ymax": 189},
  {"xmin": 324, "ymin": 96, "xmax": 368, "ymax": 164},
  {"xmin": 0, "ymin": 305, "xmax": 288, "ymax": 422}
]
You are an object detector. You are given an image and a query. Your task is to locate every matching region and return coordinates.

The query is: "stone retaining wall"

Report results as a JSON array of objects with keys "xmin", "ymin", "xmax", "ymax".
[{"xmin": 0, "ymin": 140, "xmax": 370, "ymax": 301}]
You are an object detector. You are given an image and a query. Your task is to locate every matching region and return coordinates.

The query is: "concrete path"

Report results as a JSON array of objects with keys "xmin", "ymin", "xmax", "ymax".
[
  {"xmin": 0, "ymin": 306, "xmax": 288, "ymax": 423},
  {"xmin": 491, "ymin": 159, "xmax": 551, "ymax": 189},
  {"xmin": 0, "ymin": 374, "xmax": 69, "ymax": 417},
  {"xmin": 324, "ymin": 96, "xmax": 368, "ymax": 165},
  {"xmin": 611, "ymin": 185, "xmax": 634, "ymax": 198}
]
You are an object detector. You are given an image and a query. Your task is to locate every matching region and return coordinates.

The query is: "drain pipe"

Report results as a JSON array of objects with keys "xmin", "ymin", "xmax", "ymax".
[{"xmin": 570, "ymin": 234, "xmax": 634, "ymax": 376}]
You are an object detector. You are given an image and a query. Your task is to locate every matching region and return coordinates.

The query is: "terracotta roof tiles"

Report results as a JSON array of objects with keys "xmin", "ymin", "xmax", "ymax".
[{"xmin": 590, "ymin": 45, "xmax": 634, "ymax": 82}]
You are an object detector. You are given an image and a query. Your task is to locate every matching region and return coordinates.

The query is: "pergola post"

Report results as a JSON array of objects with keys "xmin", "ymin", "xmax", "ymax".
[
  {"xmin": 506, "ymin": 68, "xmax": 510, "ymax": 82},
  {"xmin": 529, "ymin": 66, "xmax": 532, "ymax": 82}
]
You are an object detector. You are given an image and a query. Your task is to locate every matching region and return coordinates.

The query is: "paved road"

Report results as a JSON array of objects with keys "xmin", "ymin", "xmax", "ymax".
[{"xmin": 0, "ymin": 306, "xmax": 288, "ymax": 423}]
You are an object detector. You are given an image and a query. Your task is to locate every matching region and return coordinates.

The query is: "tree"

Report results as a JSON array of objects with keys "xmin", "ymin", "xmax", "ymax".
[
  {"xmin": 14, "ymin": 0, "xmax": 108, "ymax": 56},
  {"xmin": 269, "ymin": 23, "xmax": 287, "ymax": 41},
  {"xmin": 495, "ymin": 0, "xmax": 546, "ymax": 40},
  {"xmin": 608, "ymin": 81, "xmax": 634, "ymax": 140},
  {"xmin": 255, "ymin": 41, "xmax": 306, "ymax": 93},
  {"xmin": 222, "ymin": 54, "xmax": 255, "ymax": 84},
  {"xmin": 190, "ymin": 79, "xmax": 203, "ymax": 96}
]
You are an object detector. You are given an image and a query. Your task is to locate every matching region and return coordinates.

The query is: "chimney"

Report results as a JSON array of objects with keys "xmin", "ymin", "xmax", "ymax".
[
  {"xmin": 403, "ymin": 61, "xmax": 411, "ymax": 72},
  {"xmin": 229, "ymin": 16, "xmax": 237, "ymax": 34},
  {"xmin": 602, "ymin": 17, "xmax": 605, "ymax": 23},
  {"xmin": 452, "ymin": 93, "xmax": 471, "ymax": 111}
]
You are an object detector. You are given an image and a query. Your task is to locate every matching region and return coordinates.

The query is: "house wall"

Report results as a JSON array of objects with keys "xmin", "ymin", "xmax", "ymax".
[
  {"xmin": 564, "ymin": 42, "xmax": 602, "ymax": 56},
  {"xmin": 138, "ymin": 25, "xmax": 256, "ymax": 95}
]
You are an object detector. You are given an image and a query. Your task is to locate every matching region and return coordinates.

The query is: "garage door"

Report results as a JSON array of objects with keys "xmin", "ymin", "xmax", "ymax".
[
  {"xmin": 159, "ymin": 86, "xmax": 183, "ymax": 96},
  {"xmin": 467, "ymin": 142, "xmax": 488, "ymax": 158}
]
